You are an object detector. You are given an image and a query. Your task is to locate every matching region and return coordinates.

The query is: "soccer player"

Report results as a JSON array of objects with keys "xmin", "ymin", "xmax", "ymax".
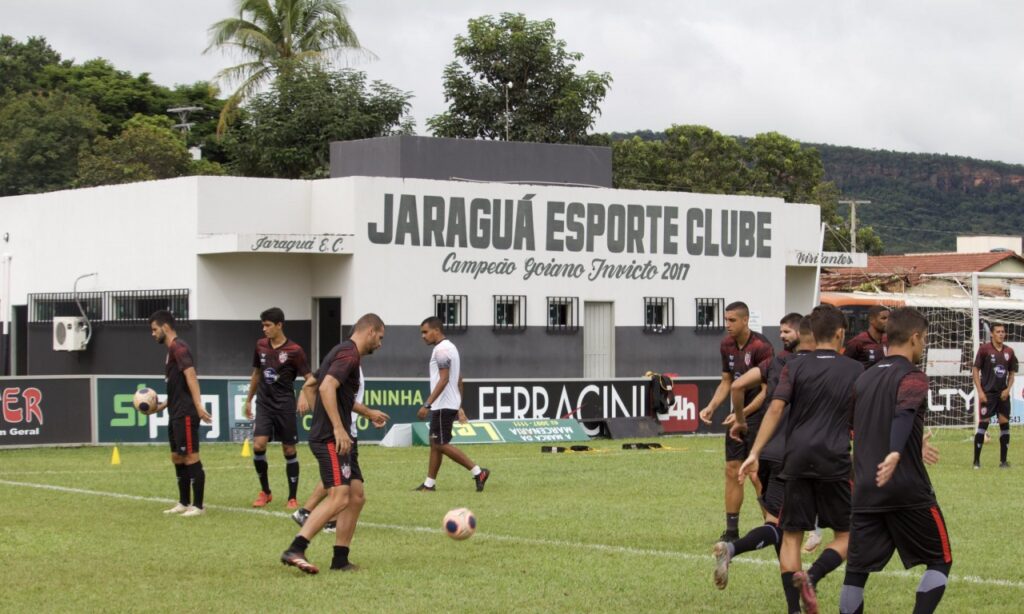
[
  {"xmin": 972, "ymin": 322, "xmax": 1018, "ymax": 468},
  {"xmin": 840, "ymin": 307, "xmax": 952, "ymax": 614},
  {"xmin": 699, "ymin": 301, "xmax": 774, "ymax": 542},
  {"xmin": 144, "ymin": 310, "xmax": 213, "ymax": 518},
  {"xmin": 844, "ymin": 305, "xmax": 890, "ymax": 368},
  {"xmin": 414, "ymin": 316, "xmax": 490, "ymax": 492},
  {"xmin": 244, "ymin": 307, "xmax": 315, "ymax": 509},
  {"xmin": 713, "ymin": 313, "xmax": 810, "ymax": 590},
  {"xmin": 280, "ymin": 313, "xmax": 385, "ymax": 574},
  {"xmin": 740, "ymin": 305, "xmax": 862, "ymax": 614}
]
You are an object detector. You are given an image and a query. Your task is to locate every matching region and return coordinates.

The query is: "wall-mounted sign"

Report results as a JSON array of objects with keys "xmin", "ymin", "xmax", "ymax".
[
  {"xmin": 787, "ymin": 250, "xmax": 867, "ymax": 268},
  {"xmin": 197, "ymin": 233, "xmax": 354, "ymax": 255}
]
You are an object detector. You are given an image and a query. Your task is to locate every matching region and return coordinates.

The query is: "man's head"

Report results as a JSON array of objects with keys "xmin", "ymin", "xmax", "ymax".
[
  {"xmin": 260, "ymin": 307, "xmax": 285, "ymax": 339},
  {"xmin": 420, "ymin": 316, "xmax": 445, "ymax": 345},
  {"xmin": 809, "ymin": 304, "xmax": 848, "ymax": 349},
  {"xmin": 991, "ymin": 323, "xmax": 1006, "ymax": 345},
  {"xmin": 148, "ymin": 310, "xmax": 175, "ymax": 345},
  {"xmin": 724, "ymin": 301, "xmax": 750, "ymax": 339},
  {"xmin": 797, "ymin": 316, "xmax": 816, "ymax": 350},
  {"xmin": 779, "ymin": 312, "xmax": 803, "ymax": 352},
  {"xmin": 351, "ymin": 313, "xmax": 385, "ymax": 356},
  {"xmin": 868, "ymin": 305, "xmax": 891, "ymax": 335},
  {"xmin": 886, "ymin": 307, "xmax": 929, "ymax": 363}
]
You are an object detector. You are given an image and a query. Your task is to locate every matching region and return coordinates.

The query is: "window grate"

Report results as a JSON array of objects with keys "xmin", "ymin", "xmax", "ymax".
[
  {"xmin": 434, "ymin": 294, "xmax": 468, "ymax": 332},
  {"xmin": 644, "ymin": 297, "xmax": 675, "ymax": 333},
  {"xmin": 493, "ymin": 295, "xmax": 526, "ymax": 331},
  {"xmin": 546, "ymin": 296, "xmax": 579, "ymax": 333},
  {"xmin": 28, "ymin": 289, "xmax": 190, "ymax": 323},
  {"xmin": 695, "ymin": 297, "xmax": 725, "ymax": 330}
]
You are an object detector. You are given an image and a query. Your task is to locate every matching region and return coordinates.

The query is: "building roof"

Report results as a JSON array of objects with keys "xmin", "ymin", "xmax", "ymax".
[{"xmin": 820, "ymin": 251, "xmax": 1024, "ymax": 292}]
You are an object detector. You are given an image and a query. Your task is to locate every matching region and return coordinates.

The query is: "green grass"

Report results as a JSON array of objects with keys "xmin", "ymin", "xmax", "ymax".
[{"xmin": 1, "ymin": 428, "xmax": 1022, "ymax": 613}]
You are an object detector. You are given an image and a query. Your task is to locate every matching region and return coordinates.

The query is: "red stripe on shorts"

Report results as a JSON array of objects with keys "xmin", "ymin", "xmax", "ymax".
[
  {"xmin": 930, "ymin": 506, "xmax": 952, "ymax": 563},
  {"xmin": 185, "ymin": 416, "xmax": 193, "ymax": 454},
  {"xmin": 326, "ymin": 441, "xmax": 342, "ymax": 487}
]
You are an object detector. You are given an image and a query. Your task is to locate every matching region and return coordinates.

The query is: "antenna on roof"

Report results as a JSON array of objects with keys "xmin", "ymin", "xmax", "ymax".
[{"xmin": 167, "ymin": 106, "xmax": 204, "ymax": 133}]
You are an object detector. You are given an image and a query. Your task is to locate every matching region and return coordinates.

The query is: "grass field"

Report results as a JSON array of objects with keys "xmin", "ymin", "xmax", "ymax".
[{"xmin": 2, "ymin": 428, "xmax": 1023, "ymax": 613}]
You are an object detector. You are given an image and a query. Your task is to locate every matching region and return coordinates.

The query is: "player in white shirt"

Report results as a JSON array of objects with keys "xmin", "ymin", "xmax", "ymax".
[{"xmin": 415, "ymin": 316, "xmax": 491, "ymax": 492}]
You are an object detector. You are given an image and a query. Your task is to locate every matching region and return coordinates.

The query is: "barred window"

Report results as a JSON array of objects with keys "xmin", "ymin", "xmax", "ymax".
[
  {"xmin": 493, "ymin": 295, "xmax": 526, "ymax": 331},
  {"xmin": 29, "ymin": 293, "xmax": 102, "ymax": 323},
  {"xmin": 696, "ymin": 298, "xmax": 724, "ymax": 329},
  {"xmin": 29, "ymin": 289, "xmax": 190, "ymax": 323},
  {"xmin": 434, "ymin": 294, "xmax": 468, "ymax": 332},
  {"xmin": 644, "ymin": 297, "xmax": 675, "ymax": 332},
  {"xmin": 547, "ymin": 297, "xmax": 579, "ymax": 332}
]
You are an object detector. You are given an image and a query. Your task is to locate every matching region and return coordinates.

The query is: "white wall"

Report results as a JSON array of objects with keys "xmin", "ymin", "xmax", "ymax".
[
  {"xmin": 196, "ymin": 253, "xmax": 315, "ymax": 320},
  {"xmin": 196, "ymin": 176, "xmax": 312, "ymax": 235},
  {"xmin": 957, "ymin": 235, "xmax": 1022, "ymax": 254}
]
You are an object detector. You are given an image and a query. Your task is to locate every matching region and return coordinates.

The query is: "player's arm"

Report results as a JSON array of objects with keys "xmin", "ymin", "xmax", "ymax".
[
  {"xmin": 353, "ymin": 401, "xmax": 389, "ymax": 427},
  {"xmin": 244, "ymin": 368, "xmax": 260, "ymax": 420},
  {"xmin": 297, "ymin": 373, "xmax": 316, "ymax": 414},
  {"xmin": 737, "ymin": 398, "xmax": 785, "ymax": 482},
  {"xmin": 456, "ymin": 375, "xmax": 468, "ymax": 423},
  {"xmin": 418, "ymin": 366, "xmax": 451, "ymax": 420},
  {"xmin": 183, "ymin": 367, "xmax": 212, "ymax": 423},
  {"xmin": 700, "ymin": 372, "xmax": 732, "ymax": 424},
  {"xmin": 319, "ymin": 374, "xmax": 351, "ymax": 454},
  {"xmin": 727, "ymin": 366, "xmax": 763, "ymax": 434},
  {"xmin": 1002, "ymin": 356, "xmax": 1015, "ymax": 400},
  {"xmin": 877, "ymin": 372, "xmax": 929, "ymax": 486},
  {"xmin": 972, "ymin": 349, "xmax": 987, "ymax": 405}
]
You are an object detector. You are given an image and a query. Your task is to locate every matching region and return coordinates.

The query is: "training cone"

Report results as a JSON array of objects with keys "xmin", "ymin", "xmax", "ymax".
[
  {"xmin": 241, "ymin": 437, "xmax": 252, "ymax": 458},
  {"xmin": 111, "ymin": 446, "xmax": 122, "ymax": 465}
]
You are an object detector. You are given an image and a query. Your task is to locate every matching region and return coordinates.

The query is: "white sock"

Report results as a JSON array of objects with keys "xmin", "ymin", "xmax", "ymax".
[
  {"xmin": 423, "ymin": 477, "xmax": 436, "ymax": 487},
  {"xmin": 471, "ymin": 466, "xmax": 482, "ymax": 476}
]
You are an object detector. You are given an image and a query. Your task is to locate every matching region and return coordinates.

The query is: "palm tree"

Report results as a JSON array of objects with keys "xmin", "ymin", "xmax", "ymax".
[{"xmin": 205, "ymin": 0, "xmax": 372, "ymax": 135}]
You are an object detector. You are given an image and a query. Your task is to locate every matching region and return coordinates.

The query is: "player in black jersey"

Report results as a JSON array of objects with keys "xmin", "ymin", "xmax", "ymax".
[
  {"xmin": 699, "ymin": 301, "xmax": 775, "ymax": 542},
  {"xmin": 243, "ymin": 308, "xmax": 315, "ymax": 509},
  {"xmin": 711, "ymin": 312, "xmax": 810, "ymax": 590},
  {"xmin": 740, "ymin": 305, "xmax": 862, "ymax": 614},
  {"xmin": 142, "ymin": 310, "xmax": 213, "ymax": 518},
  {"xmin": 840, "ymin": 307, "xmax": 952, "ymax": 614},
  {"xmin": 971, "ymin": 323, "xmax": 1018, "ymax": 468},
  {"xmin": 280, "ymin": 313, "xmax": 385, "ymax": 575}
]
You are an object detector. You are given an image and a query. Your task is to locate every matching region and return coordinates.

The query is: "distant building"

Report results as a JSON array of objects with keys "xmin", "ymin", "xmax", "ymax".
[
  {"xmin": 820, "ymin": 251, "xmax": 1024, "ymax": 295},
  {"xmin": 956, "ymin": 235, "xmax": 1022, "ymax": 255}
]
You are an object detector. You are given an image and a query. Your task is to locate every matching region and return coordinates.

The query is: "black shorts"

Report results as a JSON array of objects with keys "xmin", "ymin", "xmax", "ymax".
[
  {"xmin": 168, "ymin": 416, "xmax": 200, "ymax": 455},
  {"xmin": 847, "ymin": 505, "xmax": 953, "ymax": 572},
  {"xmin": 429, "ymin": 409, "xmax": 459, "ymax": 445},
  {"xmin": 980, "ymin": 395, "xmax": 1011, "ymax": 421},
  {"xmin": 310, "ymin": 440, "xmax": 362, "ymax": 488},
  {"xmin": 779, "ymin": 478, "xmax": 851, "ymax": 532},
  {"xmin": 253, "ymin": 411, "xmax": 299, "ymax": 445},
  {"xmin": 757, "ymin": 460, "xmax": 786, "ymax": 518}
]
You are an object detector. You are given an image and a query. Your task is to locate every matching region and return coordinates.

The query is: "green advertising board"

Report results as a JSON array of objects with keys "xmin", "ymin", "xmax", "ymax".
[{"xmin": 411, "ymin": 419, "xmax": 590, "ymax": 446}]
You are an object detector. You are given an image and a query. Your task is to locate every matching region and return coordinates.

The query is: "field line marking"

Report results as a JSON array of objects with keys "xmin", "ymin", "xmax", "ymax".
[{"xmin": 2, "ymin": 478, "xmax": 1022, "ymax": 591}]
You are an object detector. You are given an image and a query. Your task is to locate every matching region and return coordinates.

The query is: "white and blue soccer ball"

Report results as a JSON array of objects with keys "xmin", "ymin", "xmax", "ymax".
[{"xmin": 443, "ymin": 507, "xmax": 477, "ymax": 540}]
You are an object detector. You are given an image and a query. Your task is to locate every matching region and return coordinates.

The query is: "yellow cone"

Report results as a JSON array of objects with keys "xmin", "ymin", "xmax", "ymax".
[
  {"xmin": 111, "ymin": 446, "xmax": 121, "ymax": 465},
  {"xmin": 241, "ymin": 437, "xmax": 252, "ymax": 458}
]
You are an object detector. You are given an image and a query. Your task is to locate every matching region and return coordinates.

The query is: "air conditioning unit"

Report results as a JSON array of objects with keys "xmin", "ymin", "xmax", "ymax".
[{"xmin": 53, "ymin": 316, "xmax": 89, "ymax": 351}]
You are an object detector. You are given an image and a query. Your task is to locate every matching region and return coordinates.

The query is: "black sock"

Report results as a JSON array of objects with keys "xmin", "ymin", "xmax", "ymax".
[
  {"xmin": 253, "ymin": 453, "xmax": 270, "ymax": 494},
  {"xmin": 781, "ymin": 572, "xmax": 801, "ymax": 614},
  {"xmin": 839, "ymin": 570, "xmax": 868, "ymax": 614},
  {"xmin": 331, "ymin": 545, "xmax": 351, "ymax": 569},
  {"xmin": 299, "ymin": 507, "xmax": 311, "ymax": 515},
  {"xmin": 731, "ymin": 523, "xmax": 780, "ymax": 557},
  {"xmin": 726, "ymin": 513, "xmax": 739, "ymax": 534},
  {"xmin": 808, "ymin": 547, "xmax": 844, "ymax": 587},
  {"xmin": 174, "ymin": 464, "xmax": 190, "ymax": 505},
  {"xmin": 285, "ymin": 453, "xmax": 300, "ymax": 499},
  {"xmin": 913, "ymin": 564, "xmax": 950, "ymax": 614},
  {"xmin": 974, "ymin": 424, "xmax": 988, "ymax": 463},
  {"xmin": 289, "ymin": 534, "xmax": 310, "ymax": 554},
  {"xmin": 187, "ymin": 462, "xmax": 205, "ymax": 509},
  {"xmin": 1000, "ymin": 425, "xmax": 1010, "ymax": 463}
]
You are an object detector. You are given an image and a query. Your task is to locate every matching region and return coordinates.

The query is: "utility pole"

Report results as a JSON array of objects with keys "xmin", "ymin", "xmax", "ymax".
[
  {"xmin": 504, "ymin": 82, "xmax": 513, "ymax": 141},
  {"xmin": 838, "ymin": 199, "xmax": 871, "ymax": 253}
]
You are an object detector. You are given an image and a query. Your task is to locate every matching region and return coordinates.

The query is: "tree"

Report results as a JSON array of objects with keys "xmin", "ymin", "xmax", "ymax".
[
  {"xmin": 427, "ymin": 13, "xmax": 612, "ymax": 143},
  {"xmin": 205, "ymin": 0, "xmax": 370, "ymax": 135},
  {"xmin": 225, "ymin": 64, "xmax": 412, "ymax": 179},
  {"xmin": 0, "ymin": 91, "xmax": 103, "ymax": 195},
  {"xmin": 743, "ymin": 132, "xmax": 824, "ymax": 203},
  {"xmin": 662, "ymin": 125, "xmax": 746, "ymax": 193},
  {"xmin": 0, "ymin": 35, "xmax": 63, "ymax": 95}
]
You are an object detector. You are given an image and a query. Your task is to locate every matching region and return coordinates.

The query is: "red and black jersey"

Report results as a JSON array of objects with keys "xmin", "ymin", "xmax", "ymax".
[
  {"xmin": 720, "ymin": 331, "xmax": 775, "ymax": 419},
  {"xmin": 772, "ymin": 349, "xmax": 861, "ymax": 480},
  {"xmin": 973, "ymin": 342, "xmax": 1018, "ymax": 393},
  {"xmin": 844, "ymin": 330, "xmax": 886, "ymax": 368},
  {"xmin": 165, "ymin": 338, "xmax": 198, "ymax": 420},
  {"xmin": 308, "ymin": 340, "xmax": 360, "ymax": 443},
  {"xmin": 759, "ymin": 350, "xmax": 806, "ymax": 464},
  {"xmin": 852, "ymin": 356, "xmax": 936, "ymax": 511},
  {"xmin": 252, "ymin": 338, "xmax": 311, "ymax": 414}
]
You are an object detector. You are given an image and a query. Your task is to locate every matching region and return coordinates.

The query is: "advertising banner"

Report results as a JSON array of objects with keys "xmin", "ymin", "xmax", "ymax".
[
  {"xmin": 96, "ymin": 377, "xmax": 229, "ymax": 444},
  {"xmin": 0, "ymin": 377, "xmax": 92, "ymax": 446},
  {"xmin": 411, "ymin": 419, "xmax": 590, "ymax": 446}
]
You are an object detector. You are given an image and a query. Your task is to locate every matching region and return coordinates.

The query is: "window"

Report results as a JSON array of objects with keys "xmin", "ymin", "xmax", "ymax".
[
  {"xmin": 695, "ymin": 298, "xmax": 724, "ymax": 329},
  {"xmin": 434, "ymin": 294, "xmax": 468, "ymax": 332},
  {"xmin": 547, "ymin": 297, "xmax": 579, "ymax": 332},
  {"xmin": 29, "ymin": 293, "xmax": 103, "ymax": 323},
  {"xmin": 28, "ymin": 289, "xmax": 190, "ymax": 323},
  {"xmin": 644, "ymin": 297, "xmax": 675, "ymax": 333},
  {"xmin": 493, "ymin": 295, "xmax": 526, "ymax": 331}
]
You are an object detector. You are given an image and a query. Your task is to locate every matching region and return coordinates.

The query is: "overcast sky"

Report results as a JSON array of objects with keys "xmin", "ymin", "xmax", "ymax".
[{"xmin": 5, "ymin": 0, "xmax": 1023, "ymax": 164}]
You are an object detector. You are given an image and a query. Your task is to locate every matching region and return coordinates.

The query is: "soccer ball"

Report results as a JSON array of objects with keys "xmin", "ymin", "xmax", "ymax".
[
  {"xmin": 442, "ymin": 507, "xmax": 477, "ymax": 540},
  {"xmin": 133, "ymin": 388, "xmax": 158, "ymax": 414}
]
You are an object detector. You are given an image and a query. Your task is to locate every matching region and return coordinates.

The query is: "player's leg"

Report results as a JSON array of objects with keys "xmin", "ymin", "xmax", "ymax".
[
  {"xmin": 890, "ymin": 506, "xmax": 952, "ymax": 614},
  {"xmin": 723, "ymin": 435, "xmax": 747, "ymax": 541},
  {"xmin": 841, "ymin": 512, "xmax": 894, "ymax": 614},
  {"xmin": 280, "ymin": 413, "xmax": 301, "ymax": 505},
  {"xmin": 165, "ymin": 420, "xmax": 190, "ymax": 514},
  {"xmin": 294, "ymin": 481, "xmax": 326, "ymax": 527},
  {"xmin": 997, "ymin": 409, "xmax": 1011, "ymax": 467},
  {"xmin": 436, "ymin": 410, "xmax": 489, "ymax": 489},
  {"xmin": 417, "ymin": 411, "xmax": 444, "ymax": 490},
  {"xmin": 251, "ymin": 421, "xmax": 272, "ymax": 506},
  {"xmin": 805, "ymin": 480, "xmax": 851, "ymax": 589},
  {"xmin": 281, "ymin": 441, "xmax": 351, "ymax": 574},
  {"xmin": 779, "ymin": 478, "xmax": 818, "ymax": 614},
  {"xmin": 331, "ymin": 455, "xmax": 365, "ymax": 571},
  {"xmin": 838, "ymin": 571, "xmax": 869, "ymax": 614},
  {"xmin": 181, "ymin": 416, "xmax": 205, "ymax": 516},
  {"xmin": 713, "ymin": 461, "xmax": 784, "ymax": 589},
  {"xmin": 779, "ymin": 531, "xmax": 806, "ymax": 614},
  {"xmin": 974, "ymin": 413, "xmax": 990, "ymax": 468}
]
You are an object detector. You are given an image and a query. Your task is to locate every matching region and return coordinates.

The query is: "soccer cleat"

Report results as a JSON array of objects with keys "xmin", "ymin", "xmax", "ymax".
[
  {"xmin": 792, "ymin": 571, "xmax": 819, "ymax": 614},
  {"xmin": 291, "ymin": 509, "xmax": 309, "ymax": 527},
  {"xmin": 252, "ymin": 491, "xmax": 273, "ymax": 507},
  {"xmin": 323, "ymin": 521, "xmax": 336, "ymax": 533},
  {"xmin": 474, "ymin": 468, "xmax": 491, "ymax": 492},
  {"xmin": 973, "ymin": 462, "xmax": 981, "ymax": 470},
  {"xmin": 286, "ymin": 498, "xmax": 299, "ymax": 510},
  {"xmin": 163, "ymin": 503, "xmax": 189, "ymax": 515},
  {"xmin": 181, "ymin": 506, "xmax": 205, "ymax": 517},
  {"xmin": 414, "ymin": 483, "xmax": 436, "ymax": 492},
  {"xmin": 281, "ymin": 550, "xmax": 319, "ymax": 575},
  {"xmin": 717, "ymin": 530, "xmax": 740, "ymax": 544},
  {"xmin": 712, "ymin": 541, "xmax": 731, "ymax": 590},
  {"xmin": 802, "ymin": 531, "xmax": 822, "ymax": 552},
  {"xmin": 1000, "ymin": 462, "xmax": 1011, "ymax": 469}
]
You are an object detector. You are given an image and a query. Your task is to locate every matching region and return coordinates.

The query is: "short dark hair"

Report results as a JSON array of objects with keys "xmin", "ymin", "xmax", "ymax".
[
  {"xmin": 809, "ymin": 304, "xmax": 847, "ymax": 343},
  {"xmin": 886, "ymin": 307, "xmax": 929, "ymax": 346},
  {"xmin": 780, "ymin": 312, "xmax": 804, "ymax": 328},
  {"xmin": 148, "ymin": 310, "xmax": 175, "ymax": 328},
  {"xmin": 991, "ymin": 322, "xmax": 1006, "ymax": 332},
  {"xmin": 353, "ymin": 313, "xmax": 385, "ymax": 333},
  {"xmin": 260, "ymin": 307, "xmax": 285, "ymax": 324},
  {"xmin": 421, "ymin": 316, "xmax": 444, "ymax": 331},
  {"xmin": 868, "ymin": 305, "xmax": 891, "ymax": 320},
  {"xmin": 798, "ymin": 316, "xmax": 813, "ymax": 336},
  {"xmin": 725, "ymin": 301, "xmax": 749, "ymax": 317}
]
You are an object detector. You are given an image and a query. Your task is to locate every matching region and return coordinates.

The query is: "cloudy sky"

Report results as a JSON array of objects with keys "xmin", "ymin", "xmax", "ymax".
[{"xmin": 6, "ymin": 0, "xmax": 1023, "ymax": 164}]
